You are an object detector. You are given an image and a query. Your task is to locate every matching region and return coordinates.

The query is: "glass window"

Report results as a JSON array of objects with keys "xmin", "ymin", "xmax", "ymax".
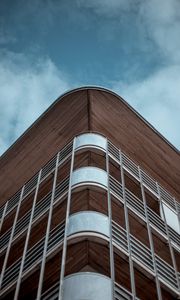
[{"xmin": 160, "ymin": 203, "xmax": 180, "ymax": 234}]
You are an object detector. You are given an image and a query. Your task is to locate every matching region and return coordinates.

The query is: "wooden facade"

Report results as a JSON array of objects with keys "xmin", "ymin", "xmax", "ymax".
[
  {"xmin": 0, "ymin": 88, "xmax": 179, "ymax": 204},
  {"xmin": 0, "ymin": 87, "xmax": 179, "ymax": 300}
]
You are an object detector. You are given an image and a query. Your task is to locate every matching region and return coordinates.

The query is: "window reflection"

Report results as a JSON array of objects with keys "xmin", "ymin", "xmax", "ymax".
[{"xmin": 160, "ymin": 203, "xmax": 180, "ymax": 234}]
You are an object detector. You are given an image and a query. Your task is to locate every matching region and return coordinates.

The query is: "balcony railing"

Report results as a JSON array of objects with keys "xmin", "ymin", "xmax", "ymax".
[
  {"xmin": 107, "ymin": 139, "xmax": 178, "ymax": 213},
  {"xmin": 125, "ymin": 188, "xmax": 146, "ymax": 219},
  {"xmin": 122, "ymin": 153, "xmax": 140, "ymax": 180},
  {"xmin": 112, "ymin": 221, "xmax": 179, "ymax": 292},
  {"xmin": 1, "ymin": 222, "xmax": 65, "ymax": 291},
  {"xmin": 109, "ymin": 175, "xmax": 179, "ymax": 250},
  {"xmin": 1, "ymin": 135, "xmax": 179, "ymax": 224},
  {"xmin": 0, "ymin": 178, "xmax": 69, "ymax": 253},
  {"xmin": 130, "ymin": 235, "xmax": 154, "ymax": 272},
  {"xmin": 115, "ymin": 282, "xmax": 141, "ymax": 300},
  {"xmin": 156, "ymin": 255, "xmax": 179, "ymax": 289},
  {"xmin": 0, "ymin": 141, "xmax": 72, "ymax": 220},
  {"xmin": 0, "ymin": 216, "xmax": 179, "ymax": 296},
  {"xmin": 0, "ymin": 133, "xmax": 179, "ymax": 298},
  {"xmin": 1, "ymin": 174, "xmax": 179, "ymax": 261},
  {"xmin": 112, "ymin": 221, "xmax": 128, "ymax": 252},
  {"xmin": 109, "ymin": 176, "xmax": 123, "ymax": 199}
]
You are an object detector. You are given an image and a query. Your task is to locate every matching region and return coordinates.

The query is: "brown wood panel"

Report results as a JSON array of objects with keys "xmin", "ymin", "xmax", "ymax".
[
  {"xmin": 129, "ymin": 212, "xmax": 150, "ymax": 248},
  {"xmin": 152, "ymin": 230, "xmax": 173, "ymax": 266},
  {"xmin": 0, "ymin": 87, "xmax": 179, "ymax": 209},
  {"xmin": 111, "ymin": 197, "xmax": 126, "ymax": 228},
  {"xmin": 88, "ymin": 241, "xmax": 110, "ymax": 277},
  {"xmin": 89, "ymin": 89, "xmax": 180, "ymax": 200},
  {"xmin": 0, "ymin": 90, "xmax": 89, "ymax": 205},
  {"xmin": 70, "ymin": 188, "xmax": 108, "ymax": 215},
  {"xmin": 65, "ymin": 240, "xmax": 88, "ymax": 276}
]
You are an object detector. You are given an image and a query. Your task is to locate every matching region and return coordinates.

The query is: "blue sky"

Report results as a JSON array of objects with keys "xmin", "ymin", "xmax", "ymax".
[{"xmin": 0, "ymin": 0, "xmax": 180, "ymax": 154}]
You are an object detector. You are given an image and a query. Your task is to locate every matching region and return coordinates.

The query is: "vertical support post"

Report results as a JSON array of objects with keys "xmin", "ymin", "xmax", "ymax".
[
  {"xmin": 36, "ymin": 152, "xmax": 60, "ymax": 300},
  {"xmin": 0, "ymin": 186, "xmax": 25, "ymax": 289},
  {"xmin": 119, "ymin": 150, "xmax": 136, "ymax": 299},
  {"xmin": 14, "ymin": 169, "xmax": 42, "ymax": 300},
  {"xmin": 0, "ymin": 201, "xmax": 8, "ymax": 233},
  {"xmin": 157, "ymin": 183, "xmax": 180, "ymax": 291},
  {"xmin": 106, "ymin": 140, "xmax": 115, "ymax": 300},
  {"xmin": 138, "ymin": 167, "xmax": 162, "ymax": 300},
  {"xmin": 58, "ymin": 138, "xmax": 76, "ymax": 300}
]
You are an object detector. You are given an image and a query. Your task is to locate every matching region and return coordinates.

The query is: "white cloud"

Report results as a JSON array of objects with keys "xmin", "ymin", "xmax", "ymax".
[
  {"xmin": 77, "ymin": 0, "xmax": 180, "ymax": 63},
  {"xmin": 1, "ymin": 0, "xmax": 179, "ymax": 153},
  {"xmin": 0, "ymin": 51, "xmax": 71, "ymax": 155},
  {"xmin": 118, "ymin": 0, "xmax": 180, "ymax": 150},
  {"xmin": 86, "ymin": 0, "xmax": 180, "ymax": 149},
  {"xmin": 140, "ymin": 0, "xmax": 180, "ymax": 63},
  {"xmin": 113, "ymin": 65, "xmax": 180, "ymax": 149}
]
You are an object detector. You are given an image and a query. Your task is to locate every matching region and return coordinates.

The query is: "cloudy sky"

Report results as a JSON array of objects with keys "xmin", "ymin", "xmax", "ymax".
[{"xmin": 0, "ymin": 0, "xmax": 180, "ymax": 155}]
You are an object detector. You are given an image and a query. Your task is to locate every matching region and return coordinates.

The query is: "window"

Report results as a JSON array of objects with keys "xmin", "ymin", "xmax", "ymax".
[{"xmin": 160, "ymin": 203, "xmax": 180, "ymax": 234}]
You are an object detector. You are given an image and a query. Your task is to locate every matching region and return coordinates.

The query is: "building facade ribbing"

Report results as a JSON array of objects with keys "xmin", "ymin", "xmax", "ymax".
[{"xmin": 0, "ymin": 87, "xmax": 179, "ymax": 299}]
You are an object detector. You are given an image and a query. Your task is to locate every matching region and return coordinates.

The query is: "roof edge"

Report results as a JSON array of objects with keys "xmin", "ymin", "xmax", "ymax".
[{"xmin": 0, "ymin": 85, "xmax": 179, "ymax": 159}]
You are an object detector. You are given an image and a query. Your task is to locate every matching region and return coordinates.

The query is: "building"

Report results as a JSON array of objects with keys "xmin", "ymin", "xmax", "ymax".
[{"xmin": 0, "ymin": 87, "xmax": 179, "ymax": 300}]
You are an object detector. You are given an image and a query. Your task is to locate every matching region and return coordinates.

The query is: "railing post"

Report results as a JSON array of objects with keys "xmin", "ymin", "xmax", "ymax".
[
  {"xmin": 106, "ymin": 140, "xmax": 115, "ymax": 300},
  {"xmin": 0, "ymin": 202, "xmax": 8, "ymax": 233},
  {"xmin": 139, "ymin": 167, "xmax": 162, "ymax": 300},
  {"xmin": 14, "ymin": 169, "xmax": 42, "ymax": 300},
  {"xmin": 36, "ymin": 152, "xmax": 60, "ymax": 300},
  {"xmin": 0, "ymin": 185, "xmax": 25, "ymax": 289},
  {"xmin": 119, "ymin": 150, "xmax": 136, "ymax": 299},
  {"xmin": 58, "ymin": 137, "xmax": 76, "ymax": 300}
]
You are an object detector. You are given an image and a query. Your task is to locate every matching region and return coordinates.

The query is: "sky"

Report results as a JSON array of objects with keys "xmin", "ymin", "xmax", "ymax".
[{"xmin": 0, "ymin": 0, "xmax": 180, "ymax": 155}]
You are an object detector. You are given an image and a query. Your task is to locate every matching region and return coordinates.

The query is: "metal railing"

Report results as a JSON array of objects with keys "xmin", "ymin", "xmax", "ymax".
[
  {"xmin": 0, "ymin": 205, "xmax": 5, "ymax": 220},
  {"xmin": 122, "ymin": 153, "xmax": 139, "ymax": 180},
  {"xmin": 159, "ymin": 186, "xmax": 176, "ymax": 210},
  {"xmin": 168, "ymin": 226, "xmax": 180, "ymax": 248},
  {"xmin": 140, "ymin": 170, "xmax": 158, "ymax": 196},
  {"xmin": 1, "ymin": 136, "xmax": 179, "ymax": 228},
  {"xmin": 0, "ymin": 178, "xmax": 69, "ymax": 252},
  {"xmin": 108, "ymin": 141, "xmax": 119, "ymax": 161},
  {"xmin": 0, "ymin": 219, "xmax": 179, "ymax": 295},
  {"xmin": 130, "ymin": 235, "xmax": 154, "ymax": 271},
  {"xmin": 0, "ymin": 142, "xmax": 72, "ymax": 221},
  {"xmin": 115, "ymin": 282, "xmax": 141, "ymax": 300},
  {"xmin": 1, "ymin": 174, "xmax": 179, "ymax": 260},
  {"xmin": 109, "ymin": 175, "xmax": 179, "ymax": 251},
  {"xmin": 109, "ymin": 176, "xmax": 123, "ymax": 199},
  {"xmin": 156, "ymin": 255, "xmax": 178, "ymax": 289},
  {"xmin": 147, "ymin": 207, "xmax": 166, "ymax": 236},
  {"xmin": 112, "ymin": 221, "xmax": 179, "ymax": 292},
  {"xmin": 107, "ymin": 140, "xmax": 178, "ymax": 214},
  {"xmin": 1, "ymin": 222, "xmax": 65, "ymax": 291},
  {"xmin": 112, "ymin": 221, "xmax": 154, "ymax": 274},
  {"xmin": 0, "ymin": 134, "xmax": 179, "ymax": 299},
  {"xmin": 41, "ymin": 281, "xmax": 59, "ymax": 299},
  {"xmin": 112, "ymin": 221, "xmax": 128, "ymax": 252},
  {"xmin": 125, "ymin": 188, "xmax": 146, "ymax": 219}
]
